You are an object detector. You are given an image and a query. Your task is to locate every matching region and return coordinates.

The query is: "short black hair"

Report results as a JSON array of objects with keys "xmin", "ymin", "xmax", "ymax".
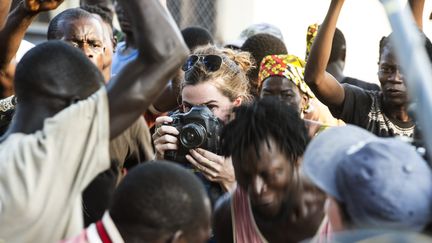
[
  {"xmin": 47, "ymin": 8, "xmax": 95, "ymax": 40},
  {"xmin": 378, "ymin": 35, "xmax": 390, "ymax": 63},
  {"xmin": 14, "ymin": 40, "xmax": 104, "ymax": 105},
  {"xmin": 329, "ymin": 27, "xmax": 346, "ymax": 63},
  {"xmin": 241, "ymin": 33, "xmax": 288, "ymax": 97},
  {"xmin": 14, "ymin": 40, "xmax": 103, "ymax": 103},
  {"xmin": 221, "ymin": 97, "xmax": 308, "ymax": 171},
  {"xmin": 378, "ymin": 32, "xmax": 432, "ymax": 64},
  {"xmin": 181, "ymin": 26, "xmax": 214, "ymax": 51},
  {"xmin": 109, "ymin": 161, "xmax": 209, "ymax": 242},
  {"xmin": 80, "ymin": 4, "xmax": 113, "ymax": 29}
]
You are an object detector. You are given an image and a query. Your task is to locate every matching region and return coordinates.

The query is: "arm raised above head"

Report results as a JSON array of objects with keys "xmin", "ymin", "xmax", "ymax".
[
  {"xmin": 118, "ymin": 0, "xmax": 186, "ymax": 64},
  {"xmin": 408, "ymin": 0, "xmax": 425, "ymax": 30},
  {"xmin": 304, "ymin": 0, "xmax": 345, "ymax": 107},
  {"xmin": 107, "ymin": 0, "xmax": 189, "ymax": 139},
  {"xmin": 0, "ymin": 0, "xmax": 64, "ymax": 73}
]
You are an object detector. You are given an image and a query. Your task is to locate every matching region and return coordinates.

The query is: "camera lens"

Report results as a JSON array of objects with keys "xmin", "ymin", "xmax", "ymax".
[{"xmin": 179, "ymin": 123, "xmax": 207, "ymax": 149}]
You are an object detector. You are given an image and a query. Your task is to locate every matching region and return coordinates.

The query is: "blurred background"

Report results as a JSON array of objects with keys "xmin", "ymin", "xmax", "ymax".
[{"xmin": 23, "ymin": 0, "xmax": 432, "ymax": 85}]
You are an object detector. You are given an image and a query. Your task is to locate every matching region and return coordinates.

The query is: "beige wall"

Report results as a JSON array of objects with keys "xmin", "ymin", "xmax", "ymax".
[{"xmin": 216, "ymin": 0, "xmax": 255, "ymax": 43}]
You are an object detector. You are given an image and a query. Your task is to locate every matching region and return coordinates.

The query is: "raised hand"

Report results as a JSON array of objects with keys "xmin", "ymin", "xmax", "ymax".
[
  {"xmin": 304, "ymin": 0, "xmax": 345, "ymax": 107},
  {"xmin": 24, "ymin": 0, "xmax": 64, "ymax": 14}
]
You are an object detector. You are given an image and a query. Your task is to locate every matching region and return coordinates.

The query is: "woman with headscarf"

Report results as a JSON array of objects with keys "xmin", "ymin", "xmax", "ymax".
[{"xmin": 258, "ymin": 54, "xmax": 343, "ymax": 137}]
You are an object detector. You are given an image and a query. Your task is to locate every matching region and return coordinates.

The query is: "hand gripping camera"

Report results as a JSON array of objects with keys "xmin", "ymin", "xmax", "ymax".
[{"xmin": 164, "ymin": 106, "xmax": 223, "ymax": 164}]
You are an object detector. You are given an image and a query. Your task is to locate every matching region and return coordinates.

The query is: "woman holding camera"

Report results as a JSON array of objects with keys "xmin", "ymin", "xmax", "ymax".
[{"xmin": 152, "ymin": 45, "xmax": 252, "ymax": 198}]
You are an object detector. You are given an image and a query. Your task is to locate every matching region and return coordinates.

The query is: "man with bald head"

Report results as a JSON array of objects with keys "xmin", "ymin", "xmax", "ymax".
[{"xmin": 0, "ymin": 1, "xmax": 188, "ymax": 243}]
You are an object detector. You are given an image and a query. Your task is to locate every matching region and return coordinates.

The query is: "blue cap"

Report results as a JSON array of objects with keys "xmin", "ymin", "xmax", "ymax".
[{"xmin": 302, "ymin": 125, "xmax": 432, "ymax": 230}]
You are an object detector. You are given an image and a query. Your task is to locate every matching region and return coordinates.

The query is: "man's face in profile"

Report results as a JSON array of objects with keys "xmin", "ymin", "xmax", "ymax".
[{"xmin": 59, "ymin": 16, "xmax": 106, "ymax": 72}]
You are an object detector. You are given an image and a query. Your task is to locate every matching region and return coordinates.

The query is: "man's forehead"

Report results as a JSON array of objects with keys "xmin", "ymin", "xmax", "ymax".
[
  {"xmin": 59, "ymin": 16, "xmax": 104, "ymax": 34},
  {"xmin": 380, "ymin": 49, "xmax": 398, "ymax": 65},
  {"xmin": 263, "ymin": 76, "xmax": 296, "ymax": 89}
]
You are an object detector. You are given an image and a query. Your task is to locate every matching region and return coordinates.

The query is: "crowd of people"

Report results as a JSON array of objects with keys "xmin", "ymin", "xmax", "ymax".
[{"xmin": 0, "ymin": 0, "xmax": 432, "ymax": 242}]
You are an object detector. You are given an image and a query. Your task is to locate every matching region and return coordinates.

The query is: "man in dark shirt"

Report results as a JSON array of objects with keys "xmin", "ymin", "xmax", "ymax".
[
  {"xmin": 304, "ymin": 0, "xmax": 428, "ymax": 138},
  {"xmin": 341, "ymin": 76, "xmax": 380, "ymax": 91}
]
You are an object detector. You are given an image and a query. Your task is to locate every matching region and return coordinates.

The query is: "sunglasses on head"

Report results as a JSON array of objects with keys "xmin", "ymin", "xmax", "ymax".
[{"xmin": 181, "ymin": 54, "xmax": 225, "ymax": 72}]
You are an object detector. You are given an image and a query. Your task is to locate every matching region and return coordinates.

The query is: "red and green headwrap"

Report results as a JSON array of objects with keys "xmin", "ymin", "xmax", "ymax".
[{"xmin": 258, "ymin": 54, "xmax": 315, "ymax": 98}]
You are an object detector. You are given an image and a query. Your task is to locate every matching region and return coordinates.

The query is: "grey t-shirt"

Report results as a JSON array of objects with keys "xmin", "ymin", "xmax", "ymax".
[{"xmin": 0, "ymin": 88, "xmax": 110, "ymax": 242}]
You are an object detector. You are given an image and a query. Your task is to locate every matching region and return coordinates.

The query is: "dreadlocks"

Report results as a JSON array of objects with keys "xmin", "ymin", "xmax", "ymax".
[{"xmin": 221, "ymin": 97, "xmax": 308, "ymax": 168}]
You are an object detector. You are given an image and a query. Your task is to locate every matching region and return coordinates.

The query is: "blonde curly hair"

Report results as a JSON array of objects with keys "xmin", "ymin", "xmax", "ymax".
[{"xmin": 181, "ymin": 45, "xmax": 254, "ymax": 103}]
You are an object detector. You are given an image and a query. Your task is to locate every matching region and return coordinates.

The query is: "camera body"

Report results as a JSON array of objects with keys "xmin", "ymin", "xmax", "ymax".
[{"xmin": 165, "ymin": 106, "xmax": 223, "ymax": 163}]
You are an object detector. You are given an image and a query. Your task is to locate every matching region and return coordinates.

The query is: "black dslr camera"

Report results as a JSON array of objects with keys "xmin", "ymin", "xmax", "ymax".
[{"xmin": 164, "ymin": 106, "xmax": 223, "ymax": 164}]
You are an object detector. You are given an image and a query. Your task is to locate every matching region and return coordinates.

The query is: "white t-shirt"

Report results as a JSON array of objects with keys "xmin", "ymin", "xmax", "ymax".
[{"xmin": 0, "ymin": 88, "xmax": 110, "ymax": 243}]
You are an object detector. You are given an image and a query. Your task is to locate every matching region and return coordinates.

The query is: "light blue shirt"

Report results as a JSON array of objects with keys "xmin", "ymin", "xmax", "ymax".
[{"xmin": 111, "ymin": 41, "xmax": 139, "ymax": 77}]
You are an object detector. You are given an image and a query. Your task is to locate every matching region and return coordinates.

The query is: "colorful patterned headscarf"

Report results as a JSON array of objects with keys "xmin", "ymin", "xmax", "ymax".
[
  {"xmin": 305, "ymin": 23, "xmax": 319, "ymax": 62},
  {"xmin": 258, "ymin": 54, "xmax": 315, "ymax": 98}
]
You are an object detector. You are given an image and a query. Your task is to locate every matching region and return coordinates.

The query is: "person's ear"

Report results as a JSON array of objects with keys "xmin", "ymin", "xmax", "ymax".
[
  {"xmin": 301, "ymin": 94, "xmax": 310, "ymax": 113},
  {"xmin": 341, "ymin": 46, "xmax": 346, "ymax": 62},
  {"xmin": 0, "ymin": 70, "xmax": 9, "ymax": 88},
  {"xmin": 232, "ymin": 96, "xmax": 242, "ymax": 107},
  {"xmin": 112, "ymin": 35, "xmax": 118, "ymax": 51}
]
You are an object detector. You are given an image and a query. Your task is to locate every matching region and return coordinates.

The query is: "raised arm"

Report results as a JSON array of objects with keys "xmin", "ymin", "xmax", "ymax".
[
  {"xmin": 408, "ymin": 0, "xmax": 425, "ymax": 30},
  {"xmin": 107, "ymin": 0, "xmax": 188, "ymax": 139},
  {"xmin": 0, "ymin": 0, "xmax": 11, "ymax": 29},
  {"xmin": 0, "ymin": 0, "xmax": 63, "ymax": 72},
  {"xmin": 152, "ymin": 82, "xmax": 180, "ymax": 113},
  {"xmin": 304, "ymin": 0, "xmax": 345, "ymax": 107}
]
